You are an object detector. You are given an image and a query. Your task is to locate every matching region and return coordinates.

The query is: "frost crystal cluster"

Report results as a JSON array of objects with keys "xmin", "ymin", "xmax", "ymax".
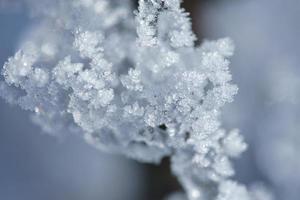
[{"xmin": 0, "ymin": 0, "xmax": 253, "ymax": 199}]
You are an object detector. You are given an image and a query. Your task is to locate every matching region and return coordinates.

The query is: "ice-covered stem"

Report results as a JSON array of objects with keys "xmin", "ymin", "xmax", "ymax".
[
  {"xmin": 136, "ymin": 0, "xmax": 196, "ymax": 47},
  {"xmin": 0, "ymin": 0, "xmax": 263, "ymax": 199}
]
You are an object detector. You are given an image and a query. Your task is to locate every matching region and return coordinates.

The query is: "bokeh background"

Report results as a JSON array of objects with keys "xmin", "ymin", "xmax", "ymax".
[{"xmin": 1, "ymin": 0, "xmax": 299, "ymax": 199}]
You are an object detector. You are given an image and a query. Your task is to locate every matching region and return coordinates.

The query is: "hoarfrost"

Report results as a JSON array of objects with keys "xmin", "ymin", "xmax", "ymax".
[{"xmin": 0, "ymin": 0, "xmax": 258, "ymax": 199}]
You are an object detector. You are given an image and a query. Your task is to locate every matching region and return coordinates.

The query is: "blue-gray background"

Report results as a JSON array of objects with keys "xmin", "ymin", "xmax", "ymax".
[{"xmin": 1, "ymin": 1, "xmax": 300, "ymax": 200}]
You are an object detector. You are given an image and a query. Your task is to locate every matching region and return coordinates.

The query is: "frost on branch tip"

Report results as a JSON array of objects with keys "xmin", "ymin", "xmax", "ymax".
[{"xmin": 0, "ymin": 0, "xmax": 265, "ymax": 199}]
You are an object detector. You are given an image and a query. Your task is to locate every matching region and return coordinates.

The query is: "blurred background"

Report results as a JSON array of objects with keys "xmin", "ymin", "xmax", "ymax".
[{"xmin": 0, "ymin": 0, "xmax": 300, "ymax": 200}]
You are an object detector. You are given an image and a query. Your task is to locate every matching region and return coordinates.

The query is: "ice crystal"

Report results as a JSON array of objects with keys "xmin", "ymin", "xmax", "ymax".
[{"xmin": 0, "ymin": 0, "xmax": 257, "ymax": 199}]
